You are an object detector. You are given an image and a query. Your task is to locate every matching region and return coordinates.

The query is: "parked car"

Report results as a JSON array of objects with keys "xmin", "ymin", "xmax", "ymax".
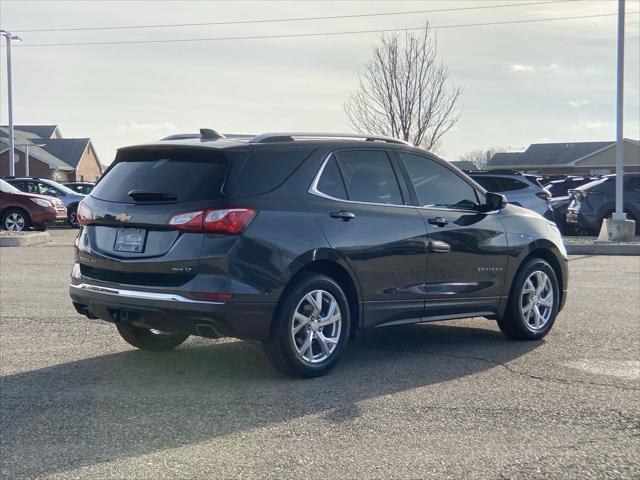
[
  {"xmin": 547, "ymin": 176, "xmax": 602, "ymax": 235},
  {"xmin": 0, "ymin": 178, "xmax": 66, "ymax": 231},
  {"xmin": 547, "ymin": 176, "xmax": 602, "ymax": 198},
  {"xmin": 566, "ymin": 173, "xmax": 640, "ymax": 235},
  {"xmin": 64, "ymin": 182, "xmax": 96, "ymax": 195},
  {"xmin": 4, "ymin": 177, "xmax": 85, "ymax": 227},
  {"xmin": 466, "ymin": 171, "xmax": 553, "ymax": 219},
  {"xmin": 69, "ymin": 131, "xmax": 568, "ymax": 377}
]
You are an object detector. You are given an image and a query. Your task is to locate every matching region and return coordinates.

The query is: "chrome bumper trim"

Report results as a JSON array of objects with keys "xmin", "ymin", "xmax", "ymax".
[{"xmin": 70, "ymin": 283, "xmax": 225, "ymax": 305}]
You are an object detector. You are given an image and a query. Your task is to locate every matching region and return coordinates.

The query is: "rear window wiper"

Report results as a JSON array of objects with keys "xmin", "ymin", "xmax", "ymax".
[{"xmin": 127, "ymin": 190, "xmax": 177, "ymax": 202}]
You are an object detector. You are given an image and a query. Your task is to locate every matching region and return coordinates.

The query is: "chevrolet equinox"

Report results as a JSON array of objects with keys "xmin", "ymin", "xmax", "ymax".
[{"xmin": 69, "ymin": 131, "xmax": 568, "ymax": 377}]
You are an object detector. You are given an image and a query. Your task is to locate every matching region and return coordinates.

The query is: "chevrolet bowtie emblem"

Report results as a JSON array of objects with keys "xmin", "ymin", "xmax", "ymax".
[{"xmin": 115, "ymin": 213, "xmax": 131, "ymax": 222}]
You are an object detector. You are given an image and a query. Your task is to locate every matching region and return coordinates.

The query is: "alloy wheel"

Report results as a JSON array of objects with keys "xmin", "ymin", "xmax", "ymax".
[
  {"xmin": 520, "ymin": 270, "xmax": 554, "ymax": 331},
  {"xmin": 291, "ymin": 289, "xmax": 342, "ymax": 364},
  {"xmin": 5, "ymin": 213, "xmax": 26, "ymax": 231}
]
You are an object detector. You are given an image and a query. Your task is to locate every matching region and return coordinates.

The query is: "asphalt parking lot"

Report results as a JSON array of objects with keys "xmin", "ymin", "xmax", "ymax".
[{"xmin": 1, "ymin": 229, "xmax": 639, "ymax": 479}]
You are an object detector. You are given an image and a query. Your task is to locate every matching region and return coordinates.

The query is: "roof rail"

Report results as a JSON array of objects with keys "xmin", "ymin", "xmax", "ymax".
[{"xmin": 249, "ymin": 132, "xmax": 412, "ymax": 146}]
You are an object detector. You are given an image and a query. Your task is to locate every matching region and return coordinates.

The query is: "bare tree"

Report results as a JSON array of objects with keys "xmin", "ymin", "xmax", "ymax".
[
  {"xmin": 459, "ymin": 146, "xmax": 524, "ymax": 169},
  {"xmin": 344, "ymin": 24, "xmax": 461, "ymax": 151}
]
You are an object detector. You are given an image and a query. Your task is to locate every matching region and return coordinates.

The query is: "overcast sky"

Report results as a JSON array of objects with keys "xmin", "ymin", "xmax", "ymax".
[{"xmin": 1, "ymin": 0, "xmax": 639, "ymax": 165}]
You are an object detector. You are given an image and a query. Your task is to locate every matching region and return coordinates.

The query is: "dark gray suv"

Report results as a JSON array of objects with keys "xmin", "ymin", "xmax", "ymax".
[{"xmin": 69, "ymin": 131, "xmax": 568, "ymax": 377}]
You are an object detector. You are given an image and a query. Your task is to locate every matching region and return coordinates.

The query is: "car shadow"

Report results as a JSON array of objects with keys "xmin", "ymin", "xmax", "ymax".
[{"xmin": 1, "ymin": 322, "xmax": 540, "ymax": 478}]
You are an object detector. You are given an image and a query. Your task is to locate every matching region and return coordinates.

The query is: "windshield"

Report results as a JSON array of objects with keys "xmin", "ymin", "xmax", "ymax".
[
  {"xmin": 0, "ymin": 179, "xmax": 22, "ymax": 194},
  {"xmin": 91, "ymin": 147, "xmax": 229, "ymax": 203},
  {"xmin": 44, "ymin": 180, "xmax": 80, "ymax": 195}
]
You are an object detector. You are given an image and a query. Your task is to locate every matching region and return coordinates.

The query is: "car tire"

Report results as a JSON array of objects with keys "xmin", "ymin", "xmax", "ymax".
[
  {"xmin": 498, "ymin": 258, "xmax": 560, "ymax": 341},
  {"xmin": 67, "ymin": 208, "xmax": 79, "ymax": 228},
  {"xmin": 2, "ymin": 208, "xmax": 30, "ymax": 231},
  {"xmin": 116, "ymin": 323, "xmax": 189, "ymax": 351},
  {"xmin": 263, "ymin": 274, "xmax": 351, "ymax": 378}
]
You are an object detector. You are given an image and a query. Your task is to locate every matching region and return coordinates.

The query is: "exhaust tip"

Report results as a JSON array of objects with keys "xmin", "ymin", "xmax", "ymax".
[{"xmin": 195, "ymin": 322, "xmax": 220, "ymax": 339}]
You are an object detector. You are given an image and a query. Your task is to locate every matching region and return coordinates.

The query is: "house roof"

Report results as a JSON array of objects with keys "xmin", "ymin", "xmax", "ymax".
[
  {"xmin": 488, "ymin": 141, "xmax": 613, "ymax": 167},
  {"xmin": 489, "ymin": 152, "xmax": 525, "ymax": 166},
  {"xmin": 0, "ymin": 130, "xmax": 74, "ymax": 171},
  {"xmin": 0, "ymin": 126, "xmax": 96, "ymax": 171},
  {"xmin": 450, "ymin": 160, "xmax": 477, "ymax": 170},
  {"xmin": 34, "ymin": 138, "xmax": 91, "ymax": 169},
  {"xmin": 9, "ymin": 125, "xmax": 59, "ymax": 139}
]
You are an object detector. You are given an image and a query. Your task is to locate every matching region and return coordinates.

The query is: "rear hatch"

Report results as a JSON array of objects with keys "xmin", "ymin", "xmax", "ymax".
[
  {"xmin": 568, "ymin": 177, "xmax": 610, "ymax": 212},
  {"xmin": 77, "ymin": 145, "xmax": 235, "ymax": 287}
]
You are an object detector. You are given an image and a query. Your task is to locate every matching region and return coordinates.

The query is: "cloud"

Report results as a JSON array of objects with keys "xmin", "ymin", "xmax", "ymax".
[
  {"xmin": 571, "ymin": 121, "xmax": 608, "ymax": 131},
  {"xmin": 509, "ymin": 63, "xmax": 559, "ymax": 73},
  {"xmin": 568, "ymin": 99, "xmax": 591, "ymax": 107},
  {"xmin": 115, "ymin": 121, "xmax": 178, "ymax": 135}
]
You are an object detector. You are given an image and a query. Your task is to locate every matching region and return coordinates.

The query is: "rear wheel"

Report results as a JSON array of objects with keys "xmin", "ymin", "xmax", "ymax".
[
  {"xmin": 2, "ymin": 209, "xmax": 30, "ymax": 231},
  {"xmin": 67, "ymin": 208, "xmax": 79, "ymax": 228},
  {"xmin": 116, "ymin": 323, "xmax": 188, "ymax": 351},
  {"xmin": 263, "ymin": 274, "xmax": 350, "ymax": 378},
  {"xmin": 498, "ymin": 258, "xmax": 560, "ymax": 340}
]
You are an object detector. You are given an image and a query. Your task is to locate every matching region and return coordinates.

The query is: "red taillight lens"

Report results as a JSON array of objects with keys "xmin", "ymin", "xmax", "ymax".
[
  {"xmin": 167, "ymin": 207, "xmax": 256, "ymax": 234},
  {"xmin": 77, "ymin": 201, "xmax": 94, "ymax": 225},
  {"xmin": 203, "ymin": 208, "xmax": 256, "ymax": 234}
]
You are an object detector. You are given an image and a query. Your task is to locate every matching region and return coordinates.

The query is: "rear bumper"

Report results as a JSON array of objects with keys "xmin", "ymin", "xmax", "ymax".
[
  {"xmin": 566, "ymin": 210, "xmax": 597, "ymax": 231},
  {"xmin": 69, "ymin": 280, "xmax": 276, "ymax": 341}
]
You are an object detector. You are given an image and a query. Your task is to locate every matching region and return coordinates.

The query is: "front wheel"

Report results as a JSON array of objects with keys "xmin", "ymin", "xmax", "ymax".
[
  {"xmin": 116, "ymin": 323, "xmax": 188, "ymax": 351},
  {"xmin": 263, "ymin": 274, "xmax": 351, "ymax": 378},
  {"xmin": 498, "ymin": 258, "xmax": 560, "ymax": 340},
  {"xmin": 2, "ymin": 209, "xmax": 30, "ymax": 231}
]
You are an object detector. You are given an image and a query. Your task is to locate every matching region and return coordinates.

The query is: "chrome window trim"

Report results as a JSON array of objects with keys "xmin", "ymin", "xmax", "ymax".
[
  {"xmin": 308, "ymin": 151, "xmax": 490, "ymax": 214},
  {"xmin": 70, "ymin": 283, "xmax": 225, "ymax": 305}
]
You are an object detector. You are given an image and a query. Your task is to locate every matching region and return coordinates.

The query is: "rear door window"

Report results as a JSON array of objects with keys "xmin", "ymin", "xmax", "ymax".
[
  {"xmin": 495, "ymin": 177, "xmax": 529, "ymax": 192},
  {"xmin": 624, "ymin": 177, "xmax": 640, "ymax": 192},
  {"xmin": 232, "ymin": 149, "xmax": 312, "ymax": 197},
  {"xmin": 471, "ymin": 176, "xmax": 497, "ymax": 191},
  {"xmin": 91, "ymin": 148, "xmax": 229, "ymax": 203},
  {"xmin": 335, "ymin": 150, "xmax": 403, "ymax": 205},
  {"xmin": 316, "ymin": 156, "xmax": 348, "ymax": 200}
]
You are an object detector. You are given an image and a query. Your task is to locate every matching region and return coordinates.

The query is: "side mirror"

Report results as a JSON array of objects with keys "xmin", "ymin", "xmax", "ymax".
[
  {"xmin": 483, "ymin": 192, "xmax": 508, "ymax": 211},
  {"xmin": 45, "ymin": 189, "xmax": 59, "ymax": 197}
]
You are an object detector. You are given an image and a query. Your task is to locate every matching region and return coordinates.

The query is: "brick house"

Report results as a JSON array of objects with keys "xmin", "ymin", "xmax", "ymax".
[
  {"xmin": 0, "ymin": 125, "xmax": 103, "ymax": 182},
  {"xmin": 488, "ymin": 139, "xmax": 640, "ymax": 175}
]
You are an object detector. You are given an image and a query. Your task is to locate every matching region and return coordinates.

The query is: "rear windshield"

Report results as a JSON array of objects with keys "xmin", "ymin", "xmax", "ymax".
[{"xmin": 91, "ymin": 148, "xmax": 228, "ymax": 203}]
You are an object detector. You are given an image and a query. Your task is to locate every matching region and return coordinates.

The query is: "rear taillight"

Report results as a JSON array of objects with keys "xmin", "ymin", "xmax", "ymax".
[
  {"xmin": 167, "ymin": 207, "xmax": 256, "ymax": 234},
  {"xmin": 536, "ymin": 191, "xmax": 551, "ymax": 201},
  {"xmin": 77, "ymin": 201, "xmax": 94, "ymax": 225}
]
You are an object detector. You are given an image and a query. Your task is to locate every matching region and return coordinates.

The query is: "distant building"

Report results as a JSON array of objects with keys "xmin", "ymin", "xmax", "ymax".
[
  {"xmin": 449, "ymin": 160, "xmax": 477, "ymax": 171},
  {"xmin": 0, "ymin": 125, "xmax": 102, "ymax": 182},
  {"xmin": 488, "ymin": 139, "xmax": 640, "ymax": 175}
]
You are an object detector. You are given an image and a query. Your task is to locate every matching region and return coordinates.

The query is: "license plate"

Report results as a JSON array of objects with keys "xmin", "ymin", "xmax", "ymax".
[{"xmin": 114, "ymin": 228, "xmax": 147, "ymax": 253}]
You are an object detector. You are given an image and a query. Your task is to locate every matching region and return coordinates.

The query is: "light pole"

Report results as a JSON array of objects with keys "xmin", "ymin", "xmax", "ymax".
[
  {"xmin": 600, "ymin": 0, "xmax": 635, "ymax": 241},
  {"xmin": 14, "ymin": 143, "xmax": 45, "ymax": 176},
  {"xmin": 0, "ymin": 29, "xmax": 22, "ymax": 177},
  {"xmin": 613, "ymin": 0, "xmax": 626, "ymax": 222}
]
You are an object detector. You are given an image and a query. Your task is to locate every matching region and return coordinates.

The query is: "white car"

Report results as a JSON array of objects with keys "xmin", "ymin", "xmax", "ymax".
[{"xmin": 469, "ymin": 172, "xmax": 553, "ymax": 219}]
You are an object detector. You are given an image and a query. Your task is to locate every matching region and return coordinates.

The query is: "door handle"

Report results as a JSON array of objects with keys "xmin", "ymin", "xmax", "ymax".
[
  {"xmin": 427, "ymin": 217, "xmax": 449, "ymax": 227},
  {"xmin": 428, "ymin": 240, "xmax": 451, "ymax": 253},
  {"xmin": 329, "ymin": 210, "xmax": 356, "ymax": 222}
]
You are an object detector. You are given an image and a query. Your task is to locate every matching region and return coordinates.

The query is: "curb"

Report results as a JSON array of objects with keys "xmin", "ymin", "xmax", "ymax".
[
  {"xmin": 565, "ymin": 243, "xmax": 640, "ymax": 256},
  {"xmin": 0, "ymin": 232, "xmax": 51, "ymax": 247}
]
